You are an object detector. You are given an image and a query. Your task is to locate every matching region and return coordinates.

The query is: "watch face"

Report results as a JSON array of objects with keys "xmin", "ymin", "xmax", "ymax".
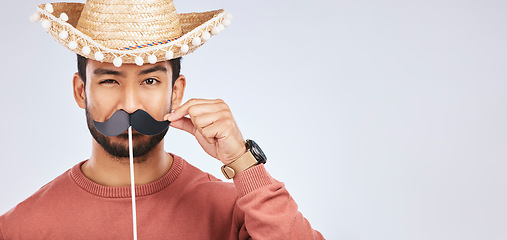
[{"xmin": 247, "ymin": 139, "xmax": 267, "ymax": 164}]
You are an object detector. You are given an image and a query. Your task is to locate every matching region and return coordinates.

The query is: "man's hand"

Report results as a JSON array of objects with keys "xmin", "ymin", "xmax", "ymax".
[{"xmin": 164, "ymin": 99, "xmax": 246, "ymax": 165}]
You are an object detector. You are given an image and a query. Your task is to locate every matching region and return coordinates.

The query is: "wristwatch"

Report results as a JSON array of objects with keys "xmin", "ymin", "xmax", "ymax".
[{"xmin": 221, "ymin": 139, "xmax": 267, "ymax": 179}]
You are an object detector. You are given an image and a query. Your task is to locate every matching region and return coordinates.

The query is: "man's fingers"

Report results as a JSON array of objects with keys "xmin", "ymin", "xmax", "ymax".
[
  {"xmin": 192, "ymin": 111, "xmax": 229, "ymax": 131},
  {"xmin": 169, "ymin": 117, "xmax": 195, "ymax": 135},
  {"xmin": 200, "ymin": 120, "xmax": 227, "ymax": 144},
  {"xmin": 166, "ymin": 98, "xmax": 246, "ymax": 164},
  {"xmin": 168, "ymin": 99, "xmax": 227, "ymax": 122}
]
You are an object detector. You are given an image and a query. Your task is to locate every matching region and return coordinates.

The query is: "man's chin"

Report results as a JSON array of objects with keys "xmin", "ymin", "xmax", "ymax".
[
  {"xmin": 101, "ymin": 137, "xmax": 159, "ymax": 159},
  {"xmin": 89, "ymin": 127, "xmax": 168, "ymax": 160}
]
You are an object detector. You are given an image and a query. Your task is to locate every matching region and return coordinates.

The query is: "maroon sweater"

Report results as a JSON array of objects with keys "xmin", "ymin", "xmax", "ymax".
[{"xmin": 0, "ymin": 154, "xmax": 324, "ymax": 239}]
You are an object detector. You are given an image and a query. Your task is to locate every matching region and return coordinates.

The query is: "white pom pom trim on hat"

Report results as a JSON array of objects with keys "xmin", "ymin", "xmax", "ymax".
[
  {"xmin": 165, "ymin": 50, "xmax": 174, "ymax": 59},
  {"xmin": 113, "ymin": 57, "xmax": 123, "ymax": 67},
  {"xmin": 33, "ymin": 7, "xmax": 233, "ymax": 64},
  {"xmin": 222, "ymin": 18, "xmax": 231, "ymax": 27},
  {"xmin": 41, "ymin": 20, "xmax": 51, "ymax": 30},
  {"xmin": 201, "ymin": 31, "xmax": 211, "ymax": 41},
  {"xmin": 180, "ymin": 44, "xmax": 189, "ymax": 54},
  {"xmin": 68, "ymin": 41, "xmax": 78, "ymax": 50},
  {"xmin": 211, "ymin": 26, "xmax": 221, "ymax": 35},
  {"xmin": 218, "ymin": 23, "xmax": 225, "ymax": 32},
  {"xmin": 192, "ymin": 37, "xmax": 202, "ymax": 46},
  {"xmin": 59, "ymin": 13, "xmax": 69, "ymax": 22},
  {"xmin": 95, "ymin": 51, "xmax": 104, "ymax": 61},
  {"xmin": 45, "ymin": 3, "xmax": 54, "ymax": 13},
  {"xmin": 148, "ymin": 55, "xmax": 157, "ymax": 64},
  {"xmin": 82, "ymin": 46, "xmax": 91, "ymax": 55},
  {"xmin": 29, "ymin": 12, "xmax": 41, "ymax": 22},
  {"xmin": 59, "ymin": 30, "xmax": 69, "ymax": 39},
  {"xmin": 135, "ymin": 56, "xmax": 144, "ymax": 66}
]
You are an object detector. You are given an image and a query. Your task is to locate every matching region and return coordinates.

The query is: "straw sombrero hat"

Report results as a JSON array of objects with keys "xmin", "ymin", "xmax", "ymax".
[{"xmin": 29, "ymin": 0, "xmax": 232, "ymax": 67}]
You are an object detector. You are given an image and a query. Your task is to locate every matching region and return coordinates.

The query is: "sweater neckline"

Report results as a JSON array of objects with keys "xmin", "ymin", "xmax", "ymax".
[{"xmin": 70, "ymin": 153, "xmax": 184, "ymax": 198}]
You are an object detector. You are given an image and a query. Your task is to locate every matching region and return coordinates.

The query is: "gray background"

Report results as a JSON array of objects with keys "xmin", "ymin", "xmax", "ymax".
[{"xmin": 1, "ymin": 0, "xmax": 506, "ymax": 239}]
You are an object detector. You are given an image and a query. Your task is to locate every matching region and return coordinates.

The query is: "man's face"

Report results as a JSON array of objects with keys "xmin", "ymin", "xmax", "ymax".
[{"xmin": 83, "ymin": 60, "xmax": 175, "ymax": 160}]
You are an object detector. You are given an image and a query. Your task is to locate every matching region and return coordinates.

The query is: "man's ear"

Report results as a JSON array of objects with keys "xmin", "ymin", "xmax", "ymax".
[
  {"xmin": 73, "ymin": 72, "xmax": 86, "ymax": 109},
  {"xmin": 171, "ymin": 75, "xmax": 186, "ymax": 111}
]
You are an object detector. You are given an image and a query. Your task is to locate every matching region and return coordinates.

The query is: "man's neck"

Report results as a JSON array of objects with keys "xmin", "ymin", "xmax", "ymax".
[{"xmin": 82, "ymin": 139, "xmax": 173, "ymax": 187}]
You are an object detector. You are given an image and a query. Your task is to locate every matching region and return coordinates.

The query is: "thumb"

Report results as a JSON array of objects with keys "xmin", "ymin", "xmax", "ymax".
[{"xmin": 170, "ymin": 117, "xmax": 195, "ymax": 135}]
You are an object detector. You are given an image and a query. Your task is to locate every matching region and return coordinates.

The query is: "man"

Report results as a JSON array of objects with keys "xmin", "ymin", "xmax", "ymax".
[{"xmin": 0, "ymin": 0, "xmax": 324, "ymax": 239}]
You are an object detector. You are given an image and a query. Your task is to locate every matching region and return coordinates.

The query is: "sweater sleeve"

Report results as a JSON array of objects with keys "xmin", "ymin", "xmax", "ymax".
[
  {"xmin": 233, "ymin": 164, "xmax": 325, "ymax": 240},
  {"xmin": 0, "ymin": 221, "xmax": 4, "ymax": 240}
]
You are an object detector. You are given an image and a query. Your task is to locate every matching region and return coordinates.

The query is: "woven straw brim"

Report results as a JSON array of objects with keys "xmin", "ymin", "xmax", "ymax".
[{"xmin": 34, "ymin": 3, "xmax": 230, "ymax": 64}]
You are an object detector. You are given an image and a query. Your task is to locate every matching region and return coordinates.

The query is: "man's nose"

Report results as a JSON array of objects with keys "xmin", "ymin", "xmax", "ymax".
[{"xmin": 121, "ymin": 85, "xmax": 143, "ymax": 113}]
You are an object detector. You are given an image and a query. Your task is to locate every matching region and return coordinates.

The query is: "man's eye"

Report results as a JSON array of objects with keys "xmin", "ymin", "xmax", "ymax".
[
  {"xmin": 142, "ymin": 78, "xmax": 159, "ymax": 85},
  {"xmin": 100, "ymin": 79, "xmax": 118, "ymax": 84}
]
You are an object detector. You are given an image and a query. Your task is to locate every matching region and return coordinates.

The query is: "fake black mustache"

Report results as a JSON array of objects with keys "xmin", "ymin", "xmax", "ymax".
[{"xmin": 93, "ymin": 109, "xmax": 170, "ymax": 137}]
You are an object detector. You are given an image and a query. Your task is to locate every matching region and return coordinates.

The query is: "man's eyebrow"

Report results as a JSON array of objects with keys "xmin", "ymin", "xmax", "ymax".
[
  {"xmin": 93, "ymin": 68, "xmax": 126, "ymax": 77},
  {"xmin": 139, "ymin": 65, "xmax": 168, "ymax": 75}
]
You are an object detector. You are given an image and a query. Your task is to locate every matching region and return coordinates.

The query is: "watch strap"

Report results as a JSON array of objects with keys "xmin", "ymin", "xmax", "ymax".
[{"xmin": 221, "ymin": 151, "xmax": 258, "ymax": 179}]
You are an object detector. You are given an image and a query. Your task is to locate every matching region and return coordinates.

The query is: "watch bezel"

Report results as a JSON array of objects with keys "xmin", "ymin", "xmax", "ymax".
[{"xmin": 246, "ymin": 139, "xmax": 267, "ymax": 164}]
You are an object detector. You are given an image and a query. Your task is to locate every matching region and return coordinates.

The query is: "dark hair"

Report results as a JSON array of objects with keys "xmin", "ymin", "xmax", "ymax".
[{"xmin": 77, "ymin": 54, "xmax": 181, "ymax": 85}]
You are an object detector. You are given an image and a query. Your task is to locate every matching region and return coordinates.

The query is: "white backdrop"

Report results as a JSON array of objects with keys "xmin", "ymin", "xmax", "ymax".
[{"xmin": 1, "ymin": 0, "xmax": 507, "ymax": 239}]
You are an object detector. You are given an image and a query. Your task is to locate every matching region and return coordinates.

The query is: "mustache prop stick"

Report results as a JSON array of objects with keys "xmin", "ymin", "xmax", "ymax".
[{"xmin": 93, "ymin": 109, "xmax": 170, "ymax": 240}]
